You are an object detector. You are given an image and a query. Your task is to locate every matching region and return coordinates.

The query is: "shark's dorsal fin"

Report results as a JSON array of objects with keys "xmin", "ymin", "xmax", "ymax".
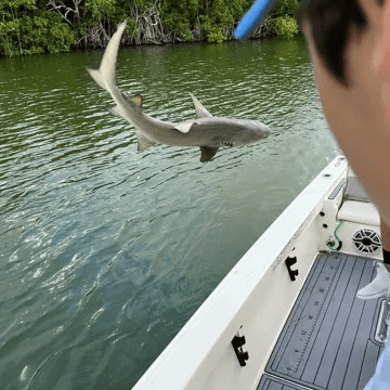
[
  {"xmin": 174, "ymin": 120, "xmax": 194, "ymax": 133},
  {"xmin": 199, "ymin": 146, "xmax": 219, "ymax": 162},
  {"xmin": 189, "ymin": 93, "xmax": 212, "ymax": 119},
  {"xmin": 137, "ymin": 130, "xmax": 157, "ymax": 151}
]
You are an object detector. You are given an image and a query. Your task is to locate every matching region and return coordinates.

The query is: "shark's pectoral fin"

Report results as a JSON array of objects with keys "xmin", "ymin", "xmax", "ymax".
[
  {"xmin": 189, "ymin": 93, "xmax": 213, "ymax": 119},
  {"xmin": 137, "ymin": 131, "xmax": 157, "ymax": 152},
  {"xmin": 174, "ymin": 121, "xmax": 194, "ymax": 133},
  {"xmin": 199, "ymin": 146, "xmax": 219, "ymax": 162}
]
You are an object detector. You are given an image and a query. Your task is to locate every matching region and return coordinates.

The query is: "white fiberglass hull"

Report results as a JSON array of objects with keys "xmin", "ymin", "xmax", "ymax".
[{"xmin": 133, "ymin": 155, "xmax": 382, "ymax": 390}]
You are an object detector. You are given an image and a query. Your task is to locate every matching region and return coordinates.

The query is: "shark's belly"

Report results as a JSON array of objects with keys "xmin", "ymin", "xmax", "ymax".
[{"xmin": 139, "ymin": 123, "xmax": 222, "ymax": 148}]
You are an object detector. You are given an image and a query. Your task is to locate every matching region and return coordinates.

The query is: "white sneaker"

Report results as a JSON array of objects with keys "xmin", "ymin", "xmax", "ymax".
[{"xmin": 357, "ymin": 262, "xmax": 390, "ymax": 300}]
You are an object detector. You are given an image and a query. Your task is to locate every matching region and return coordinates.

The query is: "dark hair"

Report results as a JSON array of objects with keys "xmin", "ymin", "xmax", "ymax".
[{"xmin": 297, "ymin": 0, "xmax": 384, "ymax": 86}]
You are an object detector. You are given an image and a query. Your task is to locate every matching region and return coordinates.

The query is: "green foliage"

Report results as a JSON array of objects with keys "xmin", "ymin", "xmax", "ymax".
[
  {"xmin": 82, "ymin": 0, "xmax": 133, "ymax": 27},
  {"xmin": 163, "ymin": 10, "xmax": 193, "ymax": 40},
  {"xmin": 86, "ymin": 0, "xmax": 117, "ymax": 20},
  {"xmin": 0, "ymin": 0, "xmax": 301, "ymax": 56},
  {"xmin": 200, "ymin": 0, "xmax": 252, "ymax": 43},
  {"xmin": 263, "ymin": 0, "xmax": 299, "ymax": 39},
  {"xmin": 0, "ymin": 9, "xmax": 76, "ymax": 56},
  {"xmin": 126, "ymin": 18, "xmax": 138, "ymax": 37},
  {"xmin": 161, "ymin": 0, "xmax": 199, "ymax": 40},
  {"xmin": 270, "ymin": 15, "xmax": 298, "ymax": 39},
  {"xmin": 201, "ymin": 16, "xmax": 226, "ymax": 43},
  {"xmin": 0, "ymin": 0, "xmax": 37, "ymax": 11},
  {"xmin": 132, "ymin": 0, "xmax": 152, "ymax": 10},
  {"xmin": 274, "ymin": 0, "xmax": 299, "ymax": 17}
]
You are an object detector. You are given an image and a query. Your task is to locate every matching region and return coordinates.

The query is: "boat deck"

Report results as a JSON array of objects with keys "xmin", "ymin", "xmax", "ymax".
[{"xmin": 258, "ymin": 253, "xmax": 385, "ymax": 390}]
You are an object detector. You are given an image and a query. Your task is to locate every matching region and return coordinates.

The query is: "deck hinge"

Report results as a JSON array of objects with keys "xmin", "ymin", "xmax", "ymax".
[
  {"xmin": 231, "ymin": 334, "xmax": 249, "ymax": 367},
  {"xmin": 285, "ymin": 256, "xmax": 299, "ymax": 281}
]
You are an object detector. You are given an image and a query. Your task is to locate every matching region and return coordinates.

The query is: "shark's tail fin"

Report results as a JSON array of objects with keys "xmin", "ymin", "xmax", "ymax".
[
  {"xmin": 86, "ymin": 20, "xmax": 127, "ymax": 92},
  {"xmin": 87, "ymin": 68, "xmax": 108, "ymax": 90}
]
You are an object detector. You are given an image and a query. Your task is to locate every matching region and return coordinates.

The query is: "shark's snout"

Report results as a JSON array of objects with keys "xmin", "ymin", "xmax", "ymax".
[
  {"xmin": 260, "ymin": 124, "xmax": 271, "ymax": 139},
  {"xmin": 250, "ymin": 121, "xmax": 271, "ymax": 141},
  {"xmin": 234, "ymin": 120, "xmax": 271, "ymax": 146}
]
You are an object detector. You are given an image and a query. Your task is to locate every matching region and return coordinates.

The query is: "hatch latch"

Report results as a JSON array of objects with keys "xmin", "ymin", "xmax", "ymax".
[
  {"xmin": 231, "ymin": 334, "xmax": 249, "ymax": 367},
  {"xmin": 285, "ymin": 256, "xmax": 299, "ymax": 281}
]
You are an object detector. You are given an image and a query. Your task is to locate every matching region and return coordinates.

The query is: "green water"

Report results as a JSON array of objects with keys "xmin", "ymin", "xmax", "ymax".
[{"xmin": 0, "ymin": 35, "xmax": 337, "ymax": 389}]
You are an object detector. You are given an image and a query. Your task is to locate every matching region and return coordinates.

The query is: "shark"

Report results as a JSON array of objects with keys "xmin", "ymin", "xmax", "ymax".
[{"xmin": 87, "ymin": 20, "xmax": 271, "ymax": 162}]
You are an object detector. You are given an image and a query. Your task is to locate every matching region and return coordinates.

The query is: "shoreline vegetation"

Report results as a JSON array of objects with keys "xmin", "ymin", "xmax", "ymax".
[{"xmin": 0, "ymin": 0, "xmax": 300, "ymax": 57}]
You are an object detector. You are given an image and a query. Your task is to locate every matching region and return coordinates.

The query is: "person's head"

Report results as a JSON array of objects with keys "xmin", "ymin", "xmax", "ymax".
[
  {"xmin": 298, "ymin": 0, "xmax": 390, "ymax": 226},
  {"xmin": 297, "ymin": 0, "xmax": 385, "ymax": 86}
]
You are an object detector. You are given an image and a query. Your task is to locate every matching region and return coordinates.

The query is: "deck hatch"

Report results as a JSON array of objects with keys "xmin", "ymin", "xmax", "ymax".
[
  {"xmin": 258, "ymin": 374, "xmax": 313, "ymax": 390},
  {"xmin": 260, "ymin": 253, "xmax": 384, "ymax": 390}
]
